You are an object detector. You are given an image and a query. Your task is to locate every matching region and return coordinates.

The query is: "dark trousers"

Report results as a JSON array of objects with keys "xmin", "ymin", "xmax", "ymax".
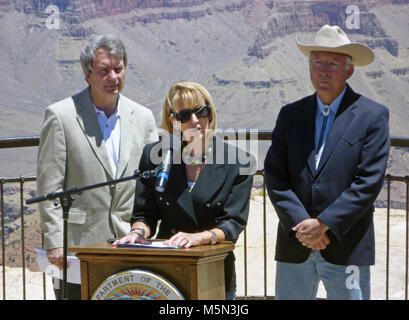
[{"xmin": 53, "ymin": 278, "xmax": 82, "ymax": 300}]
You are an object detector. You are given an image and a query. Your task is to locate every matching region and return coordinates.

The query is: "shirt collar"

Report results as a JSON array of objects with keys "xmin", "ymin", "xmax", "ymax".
[
  {"xmin": 316, "ymin": 86, "xmax": 347, "ymax": 117},
  {"xmin": 92, "ymin": 96, "xmax": 121, "ymax": 119}
]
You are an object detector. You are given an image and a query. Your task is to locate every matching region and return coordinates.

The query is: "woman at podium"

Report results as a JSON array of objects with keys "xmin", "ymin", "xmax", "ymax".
[{"xmin": 113, "ymin": 81, "xmax": 256, "ymax": 299}]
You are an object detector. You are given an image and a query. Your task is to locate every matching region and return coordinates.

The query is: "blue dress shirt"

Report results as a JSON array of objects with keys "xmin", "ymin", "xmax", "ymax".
[{"xmin": 315, "ymin": 86, "xmax": 347, "ymax": 168}]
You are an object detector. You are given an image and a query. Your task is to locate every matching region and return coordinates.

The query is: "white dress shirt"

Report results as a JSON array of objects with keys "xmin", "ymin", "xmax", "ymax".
[{"xmin": 93, "ymin": 101, "xmax": 121, "ymax": 178}]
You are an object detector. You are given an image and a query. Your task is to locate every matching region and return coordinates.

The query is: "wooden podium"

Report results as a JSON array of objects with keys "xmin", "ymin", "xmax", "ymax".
[{"xmin": 70, "ymin": 241, "xmax": 234, "ymax": 300}]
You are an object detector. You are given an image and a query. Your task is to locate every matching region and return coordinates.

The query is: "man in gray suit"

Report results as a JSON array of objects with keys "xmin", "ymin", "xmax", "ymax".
[{"xmin": 37, "ymin": 34, "xmax": 158, "ymax": 299}]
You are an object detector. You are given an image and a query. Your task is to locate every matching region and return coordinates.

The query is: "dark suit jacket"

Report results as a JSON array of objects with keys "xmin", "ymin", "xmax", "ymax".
[
  {"xmin": 264, "ymin": 84, "xmax": 390, "ymax": 266},
  {"xmin": 131, "ymin": 136, "xmax": 255, "ymax": 293}
]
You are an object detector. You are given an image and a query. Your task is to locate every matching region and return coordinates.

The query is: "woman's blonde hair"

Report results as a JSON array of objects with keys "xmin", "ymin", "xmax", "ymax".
[{"xmin": 159, "ymin": 81, "xmax": 217, "ymax": 134}]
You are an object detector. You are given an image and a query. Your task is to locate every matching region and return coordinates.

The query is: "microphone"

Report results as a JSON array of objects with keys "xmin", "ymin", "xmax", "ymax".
[{"xmin": 155, "ymin": 134, "xmax": 175, "ymax": 192}]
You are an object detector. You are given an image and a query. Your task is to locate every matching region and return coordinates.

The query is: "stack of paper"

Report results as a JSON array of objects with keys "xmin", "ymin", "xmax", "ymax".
[{"xmin": 35, "ymin": 247, "xmax": 81, "ymax": 284}]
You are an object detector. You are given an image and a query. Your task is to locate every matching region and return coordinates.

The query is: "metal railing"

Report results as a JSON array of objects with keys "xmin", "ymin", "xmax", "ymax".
[{"xmin": 0, "ymin": 132, "xmax": 408, "ymax": 300}]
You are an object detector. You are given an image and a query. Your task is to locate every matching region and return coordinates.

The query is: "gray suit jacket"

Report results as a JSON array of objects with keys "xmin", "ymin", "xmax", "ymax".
[{"xmin": 37, "ymin": 87, "xmax": 158, "ymax": 250}]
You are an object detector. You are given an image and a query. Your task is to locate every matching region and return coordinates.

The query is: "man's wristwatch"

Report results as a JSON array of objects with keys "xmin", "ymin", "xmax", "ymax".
[
  {"xmin": 130, "ymin": 227, "xmax": 145, "ymax": 237},
  {"xmin": 208, "ymin": 230, "xmax": 217, "ymax": 245}
]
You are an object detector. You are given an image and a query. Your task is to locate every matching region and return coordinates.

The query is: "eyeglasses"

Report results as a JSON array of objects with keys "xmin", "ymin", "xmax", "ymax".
[
  {"xmin": 310, "ymin": 59, "xmax": 347, "ymax": 72},
  {"xmin": 170, "ymin": 104, "xmax": 211, "ymax": 123}
]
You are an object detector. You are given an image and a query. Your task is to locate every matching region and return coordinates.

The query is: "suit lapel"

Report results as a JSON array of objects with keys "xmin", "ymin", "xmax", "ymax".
[
  {"xmin": 315, "ymin": 85, "xmax": 360, "ymax": 175},
  {"xmin": 304, "ymin": 95, "xmax": 318, "ymax": 176},
  {"xmin": 191, "ymin": 162, "xmax": 227, "ymax": 204},
  {"xmin": 116, "ymin": 98, "xmax": 136, "ymax": 178},
  {"xmin": 74, "ymin": 88, "xmax": 114, "ymax": 179},
  {"xmin": 171, "ymin": 138, "xmax": 229, "ymax": 228},
  {"xmin": 171, "ymin": 163, "xmax": 199, "ymax": 227},
  {"xmin": 191, "ymin": 137, "xmax": 228, "ymax": 204}
]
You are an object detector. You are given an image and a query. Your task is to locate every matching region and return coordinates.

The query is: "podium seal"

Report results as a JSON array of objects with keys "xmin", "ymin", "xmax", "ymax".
[{"xmin": 92, "ymin": 269, "xmax": 184, "ymax": 300}]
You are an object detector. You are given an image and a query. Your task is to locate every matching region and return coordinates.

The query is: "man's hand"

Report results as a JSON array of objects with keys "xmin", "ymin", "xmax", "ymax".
[
  {"xmin": 292, "ymin": 218, "xmax": 330, "ymax": 250},
  {"xmin": 47, "ymin": 247, "xmax": 65, "ymax": 270},
  {"xmin": 307, "ymin": 233, "xmax": 330, "ymax": 250}
]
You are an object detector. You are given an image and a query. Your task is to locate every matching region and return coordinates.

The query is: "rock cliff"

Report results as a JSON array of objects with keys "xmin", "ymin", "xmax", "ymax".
[
  {"xmin": 0, "ymin": 0, "xmax": 408, "ymax": 203},
  {"xmin": 2, "ymin": 0, "xmax": 407, "ymax": 54},
  {"xmin": 3, "ymin": 0, "xmax": 249, "ymax": 22},
  {"xmin": 248, "ymin": 0, "xmax": 404, "ymax": 58}
]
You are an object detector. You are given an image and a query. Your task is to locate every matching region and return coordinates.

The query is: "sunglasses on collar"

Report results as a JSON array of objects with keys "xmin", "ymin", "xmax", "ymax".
[{"xmin": 170, "ymin": 104, "xmax": 211, "ymax": 123}]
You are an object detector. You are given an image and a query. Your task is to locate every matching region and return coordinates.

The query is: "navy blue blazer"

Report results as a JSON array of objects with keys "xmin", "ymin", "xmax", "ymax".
[
  {"xmin": 264, "ymin": 84, "xmax": 390, "ymax": 266},
  {"xmin": 131, "ymin": 136, "xmax": 255, "ymax": 293}
]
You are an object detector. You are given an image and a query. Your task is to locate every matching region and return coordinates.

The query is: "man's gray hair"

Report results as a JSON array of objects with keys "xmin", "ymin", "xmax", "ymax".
[
  {"xmin": 80, "ymin": 34, "xmax": 127, "ymax": 74},
  {"xmin": 345, "ymin": 55, "xmax": 353, "ymax": 69}
]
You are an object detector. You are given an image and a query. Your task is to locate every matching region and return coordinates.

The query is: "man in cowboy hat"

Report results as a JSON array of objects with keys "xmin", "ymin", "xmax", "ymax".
[{"xmin": 264, "ymin": 25, "xmax": 390, "ymax": 299}]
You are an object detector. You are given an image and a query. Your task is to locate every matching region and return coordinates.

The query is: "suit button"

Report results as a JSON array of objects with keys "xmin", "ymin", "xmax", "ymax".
[
  {"xmin": 159, "ymin": 196, "xmax": 163, "ymax": 201},
  {"xmin": 166, "ymin": 202, "xmax": 170, "ymax": 206},
  {"xmin": 217, "ymin": 202, "xmax": 221, "ymax": 206},
  {"xmin": 206, "ymin": 203, "xmax": 211, "ymax": 208}
]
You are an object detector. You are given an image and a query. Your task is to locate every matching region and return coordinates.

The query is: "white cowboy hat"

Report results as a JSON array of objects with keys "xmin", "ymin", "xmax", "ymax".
[{"xmin": 296, "ymin": 25, "xmax": 375, "ymax": 66}]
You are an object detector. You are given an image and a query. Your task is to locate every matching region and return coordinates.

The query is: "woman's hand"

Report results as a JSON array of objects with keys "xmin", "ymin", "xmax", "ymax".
[
  {"xmin": 112, "ymin": 230, "xmax": 149, "ymax": 246},
  {"xmin": 164, "ymin": 231, "xmax": 208, "ymax": 248}
]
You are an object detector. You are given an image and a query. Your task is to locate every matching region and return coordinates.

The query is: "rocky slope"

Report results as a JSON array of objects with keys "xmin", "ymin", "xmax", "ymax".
[
  {"xmin": 0, "ymin": 0, "xmax": 407, "ymax": 136},
  {"xmin": 0, "ymin": 1, "xmax": 408, "ymax": 252}
]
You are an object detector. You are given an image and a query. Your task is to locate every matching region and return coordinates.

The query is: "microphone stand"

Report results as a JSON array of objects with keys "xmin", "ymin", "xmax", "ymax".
[{"xmin": 25, "ymin": 169, "xmax": 156, "ymax": 300}]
